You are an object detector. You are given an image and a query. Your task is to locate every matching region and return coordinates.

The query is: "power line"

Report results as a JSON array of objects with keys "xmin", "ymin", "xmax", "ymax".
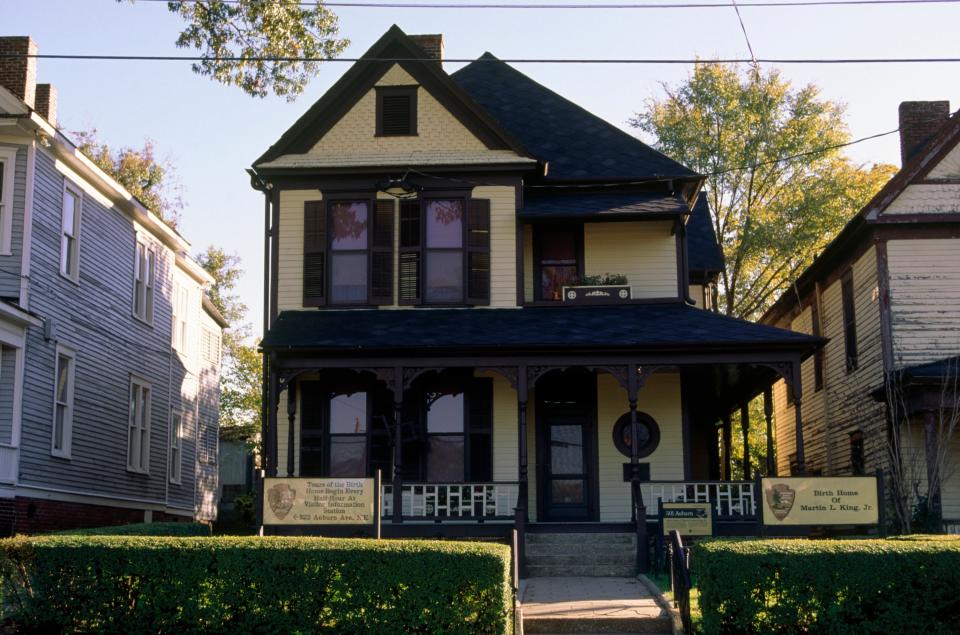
[
  {"xmin": 730, "ymin": 0, "xmax": 759, "ymax": 65},
  {"xmin": 124, "ymin": 0, "xmax": 960, "ymax": 8},
  {"xmin": 5, "ymin": 53, "xmax": 960, "ymax": 64}
]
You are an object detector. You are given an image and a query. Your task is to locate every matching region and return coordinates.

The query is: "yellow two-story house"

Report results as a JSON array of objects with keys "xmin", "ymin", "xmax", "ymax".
[{"xmin": 251, "ymin": 26, "xmax": 820, "ymax": 575}]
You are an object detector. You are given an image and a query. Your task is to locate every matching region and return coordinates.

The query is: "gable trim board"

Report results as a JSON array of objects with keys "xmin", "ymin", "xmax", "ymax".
[{"xmin": 254, "ymin": 26, "xmax": 534, "ymax": 169}]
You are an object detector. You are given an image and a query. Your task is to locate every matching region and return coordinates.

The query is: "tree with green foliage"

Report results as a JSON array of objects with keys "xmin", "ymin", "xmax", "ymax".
[
  {"xmin": 123, "ymin": 0, "xmax": 349, "ymax": 100},
  {"xmin": 74, "ymin": 130, "xmax": 183, "ymax": 228},
  {"xmin": 632, "ymin": 63, "xmax": 896, "ymax": 320}
]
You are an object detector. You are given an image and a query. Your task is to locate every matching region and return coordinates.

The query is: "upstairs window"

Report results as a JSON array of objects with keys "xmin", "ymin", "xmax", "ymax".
[
  {"xmin": 133, "ymin": 241, "xmax": 156, "ymax": 324},
  {"xmin": 425, "ymin": 199, "xmax": 465, "ymax": 303},
  {"xmin": 536, "ymin": 227, "xmax": 581, "ymax": 301},
  {"xmin": 172, "ymin": 282, "xmax": 189, "ymax": 352},
  {"xmin": 841, "ymin": 270, "xmax": 858, "ymax": 372},
  {"xmin": 811, "ymin": 288, "xmax": 825, "ymax": 391},
  {"xmin": 330, "ymin": 200, "xmax": 369, "ymax": 304},
  {"xmin": 376, "ymin": 86, "xmax": 417, "ymax": 136},
  {"xmin": 61, "ymin": 183, "xmax": 82, "ymax": 281},
  {"xmin": 201, "ymin": 327, "xmax": 221, "ymax": 364},
  {"xmin": 0, "ymin": 147, "xmax": 15, "ymax": 255}
]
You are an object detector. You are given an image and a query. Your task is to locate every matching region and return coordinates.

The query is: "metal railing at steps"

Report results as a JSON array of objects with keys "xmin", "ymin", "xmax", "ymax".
[
  {"xmin": 641, "ymin": 481, "xmax": 757, "ymax": 519},
  {"xmin": 381, "ymin": 482, "xmax": 519, "ymax": 520}
]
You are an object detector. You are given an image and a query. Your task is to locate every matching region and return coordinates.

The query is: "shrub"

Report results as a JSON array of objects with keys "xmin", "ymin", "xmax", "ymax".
[
  {"xmin": 0, "ymin": 535, "xmax": 512, "ymax": 634},
  {"xmin": 694, "ymin": 536, "xmax": 960, "ymax": 634},
  {"xmin": 53, "ymin": 522, "xmax": 211, "ymax": 537}
]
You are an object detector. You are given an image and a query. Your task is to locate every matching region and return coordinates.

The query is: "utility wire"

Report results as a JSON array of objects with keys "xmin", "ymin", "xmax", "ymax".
[
  {"xmin": 730, "ymin": 0, "xmax": 759, "ymax": 65},
  {"xmin": 5, "ymin": 53, "xmax": 960, "ymax": 64},
  {"xmin": 123, "ymin": 0, "xmax": 960, "ymax": 8}
]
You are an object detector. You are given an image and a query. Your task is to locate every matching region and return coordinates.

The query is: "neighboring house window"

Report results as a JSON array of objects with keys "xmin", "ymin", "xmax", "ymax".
[
  {"xmin": 849, "ymin": 430, "xmax": 865, "ymax": 475},
  {"xmin": 133, "ymin": 241, "xmax": 156, "ymax": 323},
  {"xmin": 60, "ymin": 183, "xmax": 82, "ymax": 280},
  {"xmin": 398, "ymin": 197, "xmax": 490, "ymax": 306},
  {"xmin": 811, "ymin": 288, "xmax": 825, "ymax": 391},
  {"xmin": 201, "ymin": 327, "xmax": 220, "ymax": 364},
  {"xmin": 169, "ymin": 411, "xmax": 182, "ymax": 483},
  {"xmin": 0, "ymin": 147, "xmax": 16, "ymax": 255},
  {"xmin": 51, "ymin": 346, "xmax": 76, "ymax": 458},
  {"xmin": 376, "ymin": 86, "xmax": 417, "ymax": 136},
  {"xmin": 172, "ymin": 282, "xmax": 189, "ymax": 352},
  {"xmin": 841, "ymin": 270, "xmax": 858, "ymax": 371},
  {"xmin": 127, "ymin": 378, "xmax": 151, "ymax": 472},
  {"xmin": 536, "ymin": 227, "xmax": 581, "ymax": 301}
]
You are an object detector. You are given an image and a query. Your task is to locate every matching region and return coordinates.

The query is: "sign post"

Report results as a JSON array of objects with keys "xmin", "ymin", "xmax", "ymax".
[
  {"xmin": 760, "ymin": 476, "xmax": 879, "ymax": 528},
  {"xmin": 374, "ymin": 469, "xmax": 382, "ymax": 540}
]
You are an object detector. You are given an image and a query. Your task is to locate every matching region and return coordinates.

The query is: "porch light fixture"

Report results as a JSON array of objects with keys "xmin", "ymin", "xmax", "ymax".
[{"xmin": 377, "ymin": 177, "xmax": 420, "ymax": 199}]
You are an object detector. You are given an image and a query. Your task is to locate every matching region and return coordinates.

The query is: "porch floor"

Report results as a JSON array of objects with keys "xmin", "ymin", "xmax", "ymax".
[{"xmin": 521, "ymin": 577, "xmax": 671, "ymax": 634}]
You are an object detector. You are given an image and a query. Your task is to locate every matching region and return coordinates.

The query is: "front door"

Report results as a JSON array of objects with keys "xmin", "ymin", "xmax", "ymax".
[{"xmin": 537, "ymin": 372, "xmax": 597, "ymax": 522}]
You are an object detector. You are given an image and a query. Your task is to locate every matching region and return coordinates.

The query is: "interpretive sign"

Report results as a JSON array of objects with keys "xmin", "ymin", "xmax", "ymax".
[
  {"xmin": 761, "ymin": 476, "xmax": 879, "ymax": 526},
  {"xmin": 263, "ymin": 477, "xmax": 375, "ymax": 525},
  {"xmin": 661, "ymin": 502, "xmax": 714, "ymax": 537}
]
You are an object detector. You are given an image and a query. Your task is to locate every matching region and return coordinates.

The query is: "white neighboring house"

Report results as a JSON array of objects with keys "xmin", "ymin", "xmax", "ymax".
[{"xmin": 0, "ymin": 36, "xmax": 227, "ymax": 533}]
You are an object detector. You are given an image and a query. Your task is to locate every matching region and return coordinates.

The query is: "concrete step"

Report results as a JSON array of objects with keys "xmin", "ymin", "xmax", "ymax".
[
  {"xmin": 526, "ymin": 542, "xmax": 635, "ymax": 557},
  {"xmin": 526, "ymin": 564, "xmax": 637, "ymax": 577},
  {"xmin": 524, "ymin": 616, "xmax": 673, "ymax": 633},
  {"xmin": 526, "ymin": 553, "xmax": 634, "ymax": 566},
  {"xmin": 526, "ymin": 532, "xmax": 636, "ymax": 545}
]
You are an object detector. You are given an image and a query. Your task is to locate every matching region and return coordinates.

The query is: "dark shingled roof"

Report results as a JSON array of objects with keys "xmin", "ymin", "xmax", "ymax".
[
  {"xmin": 687, "ymin": 193, "xmax": 725, "ymax": 274},
  {"xmin": 898, "ymin": 355, "xmax": 960, "ymax": 382},
  {"xmin": 520, "ymin": 191, "xmax": 689, "ymax": 219},
  {"xmin": 262, "ymin": 304, "xmax": 820, "ymax": 353},
  {"xmin": 451, "ymin": 54, "xmax": 698, "ymax": 182}
]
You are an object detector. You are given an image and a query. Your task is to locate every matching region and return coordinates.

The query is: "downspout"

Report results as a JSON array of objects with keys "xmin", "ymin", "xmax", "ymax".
[{"xmin": 248, "ymin": 169, "xmax": 272, "ymax": 477}]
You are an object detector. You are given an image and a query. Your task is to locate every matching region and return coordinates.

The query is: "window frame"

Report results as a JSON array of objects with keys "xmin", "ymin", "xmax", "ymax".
[
  {"xmin": 127, "ymin": 376, "xmax": 152, "ymax": 474},
  {"xmin": 132, "ymin": 240, "xmax": 157, "ymax": 325},
  {"xmin": 50, "ymin": 344, "xmax": 76, "ymax": 459},
  {"xmin": 421, "ymin": 195, "xmax": 468, "ymax": 306},
  {"xmin": 0, "ymin": 147, "xmax": 16, "ymax": 256},
  {"xmin": 172, "ymin": 281, "xmax": 189, "ymax": 352},
  {"xmin": 326, "ymin": 196, "xmax": 375, "ymax": 307},
  {"xmin": 169, "ymin": 410, "xmax": 183, "ymax": 484},
  {"xmin": 60, "ymin": 180, "xmax": 82, "ymax": 282},
  {"xmin": 327, "ymin": 390, "xmax": 370, "ymax": 478},
  {"xmin": 375, "ymin": 86, "xmax": 418, "ymax": 137},
  {"xmin": 533, "ymin": 223, "xmax": 585, "ymax": 302},
  {"xmin": 841, "ymin": 269, "xmax": 859, "ymax": 372},
  {"xmin": 811, "ymin": 284, "xmax": 825, "ymax": 391}
]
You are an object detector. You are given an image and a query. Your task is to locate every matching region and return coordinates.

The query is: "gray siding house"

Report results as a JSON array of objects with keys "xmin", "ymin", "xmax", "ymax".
[{"xmin": 0, "ymin": 36, "xmax": 226, "ymax": 533}]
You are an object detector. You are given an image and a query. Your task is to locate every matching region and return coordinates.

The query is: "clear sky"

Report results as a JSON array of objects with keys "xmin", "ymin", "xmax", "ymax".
[{"xmin": 6, "ymin": 0, "xmax": 960, "ymax": 337}]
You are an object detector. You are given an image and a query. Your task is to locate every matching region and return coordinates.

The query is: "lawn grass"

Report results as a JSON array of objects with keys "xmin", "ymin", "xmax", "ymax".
[{"xmin": 647, "ymin": 570, "xmax": 701, "ymax": 633}]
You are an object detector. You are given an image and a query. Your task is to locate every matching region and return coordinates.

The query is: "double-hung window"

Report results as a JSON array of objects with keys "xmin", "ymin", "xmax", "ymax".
[
  {"xmin": 51, "ymin": 346, "xmax": 76, "ymax": 458},
  {"xmin": 133, "ymin": 241, "xmax": 156, "ymax": 323},
  {"xmin": 328, "ymin": 392, "xmax": 368, "ymax": 477},
  {"xmin": 841, "ymin": 270, "xmax": 858, "ymax": 372},
  {"xmin": 172, "ymin": 282, "xmax": 189, "ymax": 352},
  {"xmin": 127, "ymin": 378, "xmax": 151, "ymax": 472},
  {"xmin": 329, "ymin": 200, "xmax": 370, "ymax": 304},
  {"xmin": 424, "ymin": 199, "xmax": 465, "ymax": 303},
  {"xmin": 169, "ymin": 411, "xmax": 182, "ymax": 483},
  {"xmin": 61, "ymin": 183, "xmax": 82, "ymax": 281},
  {"xmin": 0, "ymin": 147, "xmax": 16, "ymax": 255}
]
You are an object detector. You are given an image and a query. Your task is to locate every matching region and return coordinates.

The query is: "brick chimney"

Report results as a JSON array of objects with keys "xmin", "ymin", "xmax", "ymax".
[
  {"xmin": 35, "ymin": 83, "xmax": 57, "ymax": 127},
  {"xmin": 0, "ymin": 36, "xmax": 37, "ymax": 108},
  {"xmin": 409, "ymin": 34, "xmax": 444, "ymax": 65},
  {"xmin": 899, "ymin": 101, "xmax": 950, "ymax": 167}
]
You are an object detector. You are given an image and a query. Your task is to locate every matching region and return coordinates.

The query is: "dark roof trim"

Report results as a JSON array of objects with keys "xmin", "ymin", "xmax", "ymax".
[
  {"xmin": 253, "ymin": 161, "xmax": 539, "ymax": 177},
  {"xmin": 254, "ymin": 25, "xmax": 533, "ymax": 167}
]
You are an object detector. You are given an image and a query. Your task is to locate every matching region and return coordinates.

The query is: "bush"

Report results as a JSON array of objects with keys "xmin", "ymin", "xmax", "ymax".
[
  {"xmin": 0, "ymin": 535, "xmax": 512, "ymax": 634},
  {"xmin": 53, "ymin": 522, "xmax": 211, "ymax": 537},
  {"xmin": 694, "ymin": 536, "xmax": 960, "ymax": 634}
]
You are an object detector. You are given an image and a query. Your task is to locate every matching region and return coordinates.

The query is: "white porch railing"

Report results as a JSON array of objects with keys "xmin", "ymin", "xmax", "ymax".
[
  {"xmin": 641, "ymin": 481, "xmax": 756, "ymax": 519},
  {"xmin": 0, "ymin": 445, "xmax": 16, "ymax": 484},
  {"xmin": 381, "ymin": 483, "xmax": 519, "ymax": 520}
]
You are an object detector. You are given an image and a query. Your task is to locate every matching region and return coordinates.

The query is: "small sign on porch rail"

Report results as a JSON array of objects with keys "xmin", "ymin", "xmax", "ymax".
[
  {"xmin": 660, "ymin": 502, "xmax": 714, "ymax": 537},
  {"xmin": 760, "ymin": 476, "xmax": 879, "ymax": 527},
  {"xmin": 263, "ymin": 477, "xmax": 375, "ymax": 525}
]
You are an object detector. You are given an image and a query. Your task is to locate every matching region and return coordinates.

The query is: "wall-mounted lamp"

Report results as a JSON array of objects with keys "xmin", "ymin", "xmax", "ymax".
[{"xmin": 376, "ymin": 178, "xmax": 420, "ymax": 199}]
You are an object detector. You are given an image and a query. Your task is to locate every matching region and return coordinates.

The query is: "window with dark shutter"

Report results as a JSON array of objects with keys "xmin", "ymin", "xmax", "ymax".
[
  {"xmin": 376, "ymin": 87, "xmax": 417, "ymax": 137},
  {"xmin": 303, "ymin": 200, "xmax": 326, "ymax": 306},
  {"xmin": 370, "ymin": 200, "xmax": 395, "ymax": 305},
  {"xmin": 841, "ymin": 270, "xmax": 858, "ymax": 371},
  {"xmin": 811, "ymin": 287, "xmax": 825, "ymax": 391},
  {"xmin": 466, "ymin": 199, "xmax": 491, "ymax": 305},
  {"xmin": 468, "ymin": 377, "xmax": 493, "ymax": 482},
  {"xmin": 398, "ymin": 199, "xmax": 421, "ymax": 304}
]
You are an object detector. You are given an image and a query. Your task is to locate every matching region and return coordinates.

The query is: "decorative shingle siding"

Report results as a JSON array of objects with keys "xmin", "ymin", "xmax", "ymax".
[{"xmin": 885, "ymin": 184, "xmax": 960, "ymax": 214}]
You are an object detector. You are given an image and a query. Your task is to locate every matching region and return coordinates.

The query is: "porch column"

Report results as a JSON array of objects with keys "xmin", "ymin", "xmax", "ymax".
[
  {"xmin": 627, "ymin": 365, "xmax": 648, "ymax": 573},
  {"xmin": 721, "ymin": 414, "xmax": 732, "ymax": 480},
  {"xmin": 764, "ymin": 387, "xmax": 776, "ymax": 476},
  {"xmin": 923, "ymin": 409, "xmax": 944, "ymax": 521},
  {"xmin": 267, "ymin": 360, "xmax": 279, "ymax": 478},
  {"xmin": 790, "ymin": 364, "xmax": 806, "ymax": 475},
  {"xmin": 286, "ymin": 381, "xmax": 297, "ymax": 477},
  {"xmin": 516, "ymin": 366, "xmax": 529, "ymax": 578},
  {"xmin": 740, "ymin": 402, "xmax": 751, "ymax": 480},
  {"xmin": 392, "ymin": 368, "xmax": 404, "ymax": 524}
]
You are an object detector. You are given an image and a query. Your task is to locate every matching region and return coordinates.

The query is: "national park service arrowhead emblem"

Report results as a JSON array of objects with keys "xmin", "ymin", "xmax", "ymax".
[
  {"xmin": 268, "ymin": 483, "xmax": 297, "ymax": 520},
  {"xmin": 766, "ymin": 483, "xmax": 796, "ymax": 521}
]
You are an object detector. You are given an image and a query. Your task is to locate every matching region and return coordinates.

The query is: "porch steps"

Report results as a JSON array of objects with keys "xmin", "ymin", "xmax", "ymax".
[{"xmin": 525, "ymin": 532, "xmax": 636, "ymax": 578}]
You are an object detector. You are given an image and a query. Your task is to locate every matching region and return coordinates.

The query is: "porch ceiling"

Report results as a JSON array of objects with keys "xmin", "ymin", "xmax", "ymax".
[{"xmin": 262, "ymin": 303, "xmax": 822, "ymax": 358}]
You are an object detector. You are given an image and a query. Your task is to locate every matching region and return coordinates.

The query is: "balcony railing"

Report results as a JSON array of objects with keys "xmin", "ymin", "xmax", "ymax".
[
  {"xmin": 381, "ymin": 482, "xmax": 519, "ymax": 521},
  {"xmin": 640, "ymin": 481, "xmax": 757, "ymax": 519}
]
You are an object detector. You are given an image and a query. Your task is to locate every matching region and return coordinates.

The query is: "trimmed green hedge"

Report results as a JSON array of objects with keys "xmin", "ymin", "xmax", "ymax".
[
  {"xmin": 695, "ymin": 536, "xmax": 960, "ymax": 634},
  {"xmin": 53, "ymin": 522, "xmax": 210, "ymax": 537},
  {"xmin": 0, "ymin": 535, "xmax": 512, "ymax": 634}
]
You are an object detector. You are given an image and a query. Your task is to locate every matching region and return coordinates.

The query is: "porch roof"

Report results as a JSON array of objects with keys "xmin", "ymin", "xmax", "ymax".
[
  {"xmin": 519, "ymin": 191, "xmax": 689, "ymax": 220},
  {"xmin": 261, "ymin": 303, "xmax": 822, "ymax": 355}
]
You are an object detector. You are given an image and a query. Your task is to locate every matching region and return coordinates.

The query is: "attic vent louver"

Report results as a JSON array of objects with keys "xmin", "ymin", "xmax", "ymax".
[{"xmin": 376, "ymin": 86, "xmax": 417, "ymax": 136}]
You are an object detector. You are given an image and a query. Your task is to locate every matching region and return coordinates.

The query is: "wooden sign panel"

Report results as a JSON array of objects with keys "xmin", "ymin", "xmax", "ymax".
[
  {"xmin": 661, "ymin": 502, "xmax": 713, "ymax": 537},
  {"xmin": 761, "ymin": 477, "xmax": 879, "ymax": 526},
  {"xmin": 263, "ymin": 477, "xmax": 375, "ymax": 525}
]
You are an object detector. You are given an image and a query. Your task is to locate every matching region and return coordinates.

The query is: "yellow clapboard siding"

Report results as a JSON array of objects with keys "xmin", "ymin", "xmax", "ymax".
[
  {"xmin": 583, "ymin": 220, "xmax": 678, "ymax": 299},
  {"xmin": 523, "ymin": 224, "xmax": 534, "ymax": 303},
  {"xmin": 477, "ymin": 370, "xmax": 519, "ymax": 482},
  {"xmin": 473, "ymin": 186, "xmax": 518, "ymax": 307},
  {"xmin": 277, "ymin": 190, "xmax": 317, "ymax": 312}
]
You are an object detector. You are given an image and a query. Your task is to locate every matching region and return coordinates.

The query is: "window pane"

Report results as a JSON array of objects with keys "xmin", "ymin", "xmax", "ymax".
[
  {"xmin": 425, "ymin": 200, "xmax": 463, "ymax": 248},
  {"xmin": 540, "ymin": 229, "xmax": 576, "ymax": 262},
  {"xmin": 55, "ymin": 355, "xmax": 70, "ymax": 403},
  {"xmin": 62, "ymin": 191, "xmax": 76, "ymax": 234},
  {"xmin": 427, "ymin": 393, "xmax": 464, "ymax": 433},
  {"xmin": 330, "ymin": 252, "xmax": 368, "ymax": 304},
  {"xmin": 331, "ymin": 202, "xmax": 369, "ymax": 251},
  {"xmin": 329, "ymin": 436, "xmax": 366, "ymax": 477},
  {"xmin": 427, "ymin": 436, "xmax": 464, "ymax": 483},
  {"xmin": 54, "ymin": 404, "xmax": 65, "ymax": 450},
  {"xmin": 425, "ymin": 251, "xmax": 463, "ymax": 303},
  {"xmin": 541, "ymin": 265, "xmax": 579, "ymax": 301},
  {"xmin": 330, "ymin": 392, "xmax": 367, "ymax": 434},
  {"xmin": 550, "ymin": 424, "xmax": 584, "ymax": 474},
  {"xmin": 551, "ymin": 479, "xmax": 584, "ymax": 503}
]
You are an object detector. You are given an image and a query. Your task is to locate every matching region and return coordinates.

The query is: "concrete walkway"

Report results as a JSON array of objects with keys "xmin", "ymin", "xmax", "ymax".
[{"xmin": 521, "ymin": 577, "xmax": 672, "ymax": 634}]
